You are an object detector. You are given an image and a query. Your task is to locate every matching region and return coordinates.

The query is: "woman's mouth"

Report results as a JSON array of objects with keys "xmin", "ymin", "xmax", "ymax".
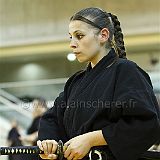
[{"xmin": 74, "ymin": 52, "xmax": 81, "ymax": 55}]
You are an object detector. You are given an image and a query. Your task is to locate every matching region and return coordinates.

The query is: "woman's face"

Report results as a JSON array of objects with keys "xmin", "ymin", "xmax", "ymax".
[{"xmin": 69, "ymin": 20, "xmax": 102, "ymax": 63}]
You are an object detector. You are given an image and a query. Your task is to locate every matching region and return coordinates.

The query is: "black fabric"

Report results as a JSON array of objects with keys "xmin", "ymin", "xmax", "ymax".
[
  {"xmin": 7, "ymin": 127, "xmax": 24, "ymax": 160},
  {"xmin": 27, "ymin": 116, "xmax": 41, "ymax": 135},
  {"xmin": 27, "ymin": 116, "xmax": 41, "ymax": 146},
  {"xmin": 7, "ymin": 127, "xmax": 22, "ymax": 147},
  {"xmin": 38, "ymin": 49, "xmax": 160, "ymax": 160}
]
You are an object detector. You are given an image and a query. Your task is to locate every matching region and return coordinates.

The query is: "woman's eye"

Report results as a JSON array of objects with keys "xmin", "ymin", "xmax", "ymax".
[
  {"xmin": 69, "ymin": 34, "xmax": 84, "ymax": 40},
  {"xmin": 76, "ymin": 34, "xmax": 84, "ymax": 40}
]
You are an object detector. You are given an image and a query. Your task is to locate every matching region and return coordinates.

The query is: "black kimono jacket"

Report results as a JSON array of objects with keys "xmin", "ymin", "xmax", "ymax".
[{"xmin": 38, "ymin": 49, "xmax": 160, "ymax": 160}]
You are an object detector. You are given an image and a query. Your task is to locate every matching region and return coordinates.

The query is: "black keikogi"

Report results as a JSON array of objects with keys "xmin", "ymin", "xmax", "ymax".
[{"xmin": 38, "ymin": 49, "xmax": 160, "ymax": 160}]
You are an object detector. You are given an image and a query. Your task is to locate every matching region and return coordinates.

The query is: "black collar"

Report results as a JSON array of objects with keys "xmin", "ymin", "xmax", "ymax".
[{"xmin": 86, "ymin": 48, "xmax": 118, "ymax": 73}]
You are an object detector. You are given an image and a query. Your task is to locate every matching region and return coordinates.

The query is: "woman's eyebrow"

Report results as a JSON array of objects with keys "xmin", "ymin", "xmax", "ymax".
[{"xmin": 69, "ymin": 30, "xmax": 84, "ymax": 35}]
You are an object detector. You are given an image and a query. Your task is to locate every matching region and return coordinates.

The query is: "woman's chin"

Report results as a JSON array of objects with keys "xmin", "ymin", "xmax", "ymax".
[
  {"xmin": 76, "ymin": 54, "xmax": 88, "ymax": 63},
  {"xmin": 77, "ymin": 58, "xmax": 87, "ymax": 63}
]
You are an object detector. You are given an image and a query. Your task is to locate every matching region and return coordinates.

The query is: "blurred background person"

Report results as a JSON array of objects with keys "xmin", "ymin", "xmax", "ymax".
[
  {"xmin": 20, "ymin": 98, "xmax": 48, "ymax": 160},
  {"xmin": 7, "ymin": 120, "xmax": 23, "ymax": 160}
]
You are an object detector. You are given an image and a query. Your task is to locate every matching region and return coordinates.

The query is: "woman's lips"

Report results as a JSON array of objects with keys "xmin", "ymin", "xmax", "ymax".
[{"xmin": 74, "ymin": 52, "xmax": 81, "ymax": 55}]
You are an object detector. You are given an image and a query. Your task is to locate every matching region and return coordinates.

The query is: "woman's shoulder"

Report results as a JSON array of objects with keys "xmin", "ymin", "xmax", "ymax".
[
  {"xmin": 115, "ymin": 58, "xmax": 147, "ymax": 75},
  {"xmin": 116, "ymin": 58, "xmax": 137, "ymax": 69},
  {"xmin": 115, "ymin": 58, "xmax": 153, "ymax": 87}
]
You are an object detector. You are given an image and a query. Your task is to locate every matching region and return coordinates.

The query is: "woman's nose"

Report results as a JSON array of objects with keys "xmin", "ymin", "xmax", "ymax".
[{"xmin": 70, "ymin": 39, "xmax": 78, "ymax": 49}]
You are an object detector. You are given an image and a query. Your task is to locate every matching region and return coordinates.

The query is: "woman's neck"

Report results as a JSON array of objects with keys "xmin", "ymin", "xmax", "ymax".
[{"xmin": 91, "ymin": 48, "xmax": 110, "ymax": 68}]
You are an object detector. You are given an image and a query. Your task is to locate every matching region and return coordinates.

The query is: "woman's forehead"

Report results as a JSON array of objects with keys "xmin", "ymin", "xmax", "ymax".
[{"xmin": 69, "ymin": 20, "xmax": 92, "ymax": 34}]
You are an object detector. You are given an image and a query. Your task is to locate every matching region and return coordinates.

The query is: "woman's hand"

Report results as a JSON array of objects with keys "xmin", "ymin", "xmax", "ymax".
[
  {"xmin": 37, "ymin": 140, "xmax": 58, "ymax": 159},
  {"xmin": 64, "ymin": 130, "xmax": 107, "ymax": 160},
  {"xmin": 64, "ymin": 133, "xmax": 92, "ymax": 160}
]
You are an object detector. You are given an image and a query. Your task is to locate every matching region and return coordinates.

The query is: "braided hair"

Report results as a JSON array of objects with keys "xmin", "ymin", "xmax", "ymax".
[{"xmin": 70, "ymin": 7, "xmax": 126, "ymax": 59}]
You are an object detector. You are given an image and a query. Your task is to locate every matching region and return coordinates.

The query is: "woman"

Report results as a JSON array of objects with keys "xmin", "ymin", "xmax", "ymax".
[{"xmin": 37, "ymin": 7, "xmax": 160, "ymax": 160}]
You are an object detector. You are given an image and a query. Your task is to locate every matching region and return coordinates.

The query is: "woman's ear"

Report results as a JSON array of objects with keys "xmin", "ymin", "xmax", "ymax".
[{"xmin": 99, "ymin": 28, "xmax": 110, "ymax": 43}]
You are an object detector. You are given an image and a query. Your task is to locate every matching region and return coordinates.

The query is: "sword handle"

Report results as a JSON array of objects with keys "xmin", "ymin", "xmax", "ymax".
[
  {"xmin": 0, "ymin": 146, "xmax": 43, "ymax": 155},
  {"xmin": 0, "ymin": 140, "xmax": 64, "ymax": 160}
]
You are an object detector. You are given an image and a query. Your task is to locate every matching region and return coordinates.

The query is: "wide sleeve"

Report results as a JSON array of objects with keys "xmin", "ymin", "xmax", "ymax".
[
  {"xmin": 38, "ymin": 92, "xmax": 67, "ymax": 142},
  {"xmin": 38, "ymin": 70, "xmax": 84, "ymax": 142},
  {"xmin": 102, "ymin": 61, "xmax": 160, "ymax": 160}
]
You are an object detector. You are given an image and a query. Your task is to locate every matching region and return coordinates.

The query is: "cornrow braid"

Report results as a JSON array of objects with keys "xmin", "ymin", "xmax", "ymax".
[{"xmin": 109, "ymin": 13, "xmax": 126, "ymax": 59}]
